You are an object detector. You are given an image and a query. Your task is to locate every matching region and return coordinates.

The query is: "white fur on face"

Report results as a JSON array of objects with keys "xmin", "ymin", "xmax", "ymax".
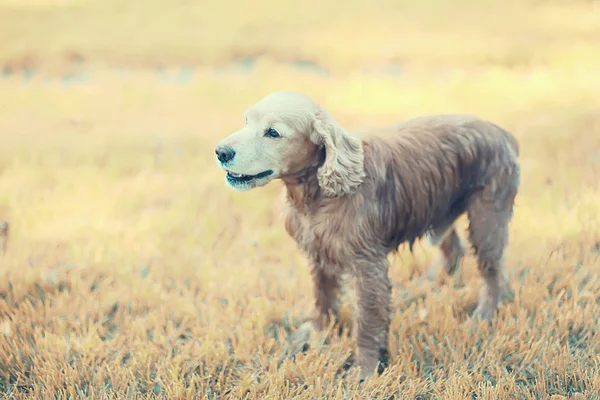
[{"xmin": 215, "ymin": 92, "xmax": 319, "ymax": 191}]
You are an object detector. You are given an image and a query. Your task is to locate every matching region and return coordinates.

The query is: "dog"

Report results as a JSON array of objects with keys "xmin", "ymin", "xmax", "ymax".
[{"xmin": 215, "ymin": 91, "xmax": 520, "ymax": 381}]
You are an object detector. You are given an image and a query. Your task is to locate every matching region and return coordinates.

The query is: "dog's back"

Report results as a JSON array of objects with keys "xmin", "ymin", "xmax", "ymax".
[
  {"xmin": 393, "ymin": 114, "xmax": 519, "ymax": 156},
  {"xmin": 357, "ymin": 114, "xmax": 520, "ymax": 251},
  {"xmin": 356, "ymin": 114, "xmax": 518, "ymax": 153}
]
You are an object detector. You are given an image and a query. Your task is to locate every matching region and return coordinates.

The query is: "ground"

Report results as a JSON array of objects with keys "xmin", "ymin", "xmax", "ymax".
[{"xmin": 0, "ymin": 0, "xmax": 599, "ymax": 399}]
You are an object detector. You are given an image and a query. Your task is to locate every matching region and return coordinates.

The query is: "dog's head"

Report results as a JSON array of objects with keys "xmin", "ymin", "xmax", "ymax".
[{"xmin": 215, "ymin": 91, "xmax": 365, "ymax": 196}]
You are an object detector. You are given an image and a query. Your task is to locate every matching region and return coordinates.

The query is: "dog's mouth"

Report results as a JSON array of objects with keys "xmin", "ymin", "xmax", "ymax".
[{"xmin": 226, "ymin": 169, "xmax": 273, "ymax": 183}]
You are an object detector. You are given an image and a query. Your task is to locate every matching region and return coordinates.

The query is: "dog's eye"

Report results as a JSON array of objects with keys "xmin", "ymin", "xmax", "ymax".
[{"xmin": 264, "ymin": 127, "xmax": 281, "ymax": 139}]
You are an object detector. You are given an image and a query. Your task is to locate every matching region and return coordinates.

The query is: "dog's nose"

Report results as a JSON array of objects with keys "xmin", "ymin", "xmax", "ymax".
[{"xmin": 215, "ymin": 146, "xmax": 235, "ymax": 163}]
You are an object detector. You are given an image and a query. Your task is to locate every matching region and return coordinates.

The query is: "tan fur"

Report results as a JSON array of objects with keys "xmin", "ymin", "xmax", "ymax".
[{"xmin": 215, "ymin": 91, "xmax": 520, "ymax": 381}]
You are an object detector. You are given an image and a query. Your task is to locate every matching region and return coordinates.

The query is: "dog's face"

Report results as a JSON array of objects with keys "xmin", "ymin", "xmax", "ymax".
[{"xmin": 215, "ymin": 92, "xmax": 320, "ymax": 191}]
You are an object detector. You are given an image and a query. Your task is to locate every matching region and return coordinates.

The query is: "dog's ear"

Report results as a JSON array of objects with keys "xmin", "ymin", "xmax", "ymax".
[{"xmin": 311, "ymin": 109, "xmax": 365, "ymax": 197}]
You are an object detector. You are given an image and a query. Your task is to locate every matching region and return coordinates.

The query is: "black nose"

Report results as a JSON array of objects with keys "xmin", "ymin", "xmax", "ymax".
[{"xmin": 215, "ymin": 146, "xmax": 235, "ymax": 163}]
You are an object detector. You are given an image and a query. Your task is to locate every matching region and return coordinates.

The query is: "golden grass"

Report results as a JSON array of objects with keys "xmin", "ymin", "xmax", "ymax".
[{"xmin": 1, "ymin": 0, "xmax": 600, "ymax": 398}]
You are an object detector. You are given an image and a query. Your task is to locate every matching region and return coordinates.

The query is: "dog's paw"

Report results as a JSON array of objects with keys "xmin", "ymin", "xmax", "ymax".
[
  {"xmin": 472, "ymin": 304, "xmax": 496, "ymax": 324},
  {"xmin": 343, "ymin": 351, "xmax": 388, "ymax": 383},
  {"xmin": 344, "ymin": 363, "xmax": 381, "ymax": 384},
  {"xmin": 293, "ymin": 321, "xmax": 315, "ymax": 343},
  {"xmin": 344, "ymin": 364, "xmax": 364, "ymax": 383},
  {"xmin": 281, "ymin": 321, "xmax": 315, "ymax": 360}
]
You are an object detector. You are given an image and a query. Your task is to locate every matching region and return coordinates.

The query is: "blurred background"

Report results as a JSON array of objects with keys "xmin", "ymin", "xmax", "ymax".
[{"xmin": 0, "ymin": 0, "xmax": 599, "ymax": 398}]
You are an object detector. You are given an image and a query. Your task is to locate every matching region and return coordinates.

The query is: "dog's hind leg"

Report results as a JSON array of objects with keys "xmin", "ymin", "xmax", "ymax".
[
  {"xmin": 467, "ymin": 167, "xmax": 519, "ymax": 321},
  {"xmin": 425, "ymin": 223, "xmax": 465, "ymax": 286}
]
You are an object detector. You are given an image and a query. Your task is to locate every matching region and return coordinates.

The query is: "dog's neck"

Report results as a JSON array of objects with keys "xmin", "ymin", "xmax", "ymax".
[
  {"xmin": 281, "ymin": 146, "xmax": 325, "ymax": 212},
  {"xmin": 282, "ymin": 173, "xmax": 321, "ymax": 212}
]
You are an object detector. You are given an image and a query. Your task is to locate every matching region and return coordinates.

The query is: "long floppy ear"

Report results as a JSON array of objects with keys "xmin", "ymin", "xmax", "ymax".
[{"xmin": 311, "ymin": 109, "xmax": 365, "ymax": 197}]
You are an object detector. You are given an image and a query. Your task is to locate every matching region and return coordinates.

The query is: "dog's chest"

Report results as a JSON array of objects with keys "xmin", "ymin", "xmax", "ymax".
[{"xmin": 284, "ymin": 203, "xmax": 357, "ymax": 270}]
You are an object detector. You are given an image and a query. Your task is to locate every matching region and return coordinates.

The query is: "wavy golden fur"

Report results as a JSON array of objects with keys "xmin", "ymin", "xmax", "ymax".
[{"xmin": 215, "ymin": 91, "xmax": 520, "ymax": 381}]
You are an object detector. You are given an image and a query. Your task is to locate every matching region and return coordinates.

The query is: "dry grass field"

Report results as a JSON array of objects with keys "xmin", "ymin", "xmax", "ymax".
[{"xmin": 1, "ymin": 0, "xmax": 600, "ymax": 398}]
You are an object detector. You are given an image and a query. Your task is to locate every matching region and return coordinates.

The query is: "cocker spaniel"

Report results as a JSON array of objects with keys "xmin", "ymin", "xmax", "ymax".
[{"xmin": 215, "ymin": 91, "xmax": 520, "ymax": 381}]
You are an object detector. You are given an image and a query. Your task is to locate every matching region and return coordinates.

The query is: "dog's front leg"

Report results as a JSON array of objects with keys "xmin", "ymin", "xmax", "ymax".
[
  {"xmin": 350, "ymin": 258, "xmax": 392, "ymax": 381},
  {"xmin": 290, "ymin": 266, "xmax": 340, "ymax": 352},
  {"xmin": 309, "ymin": 267, "xmax": 340, "ymax": 330}
]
